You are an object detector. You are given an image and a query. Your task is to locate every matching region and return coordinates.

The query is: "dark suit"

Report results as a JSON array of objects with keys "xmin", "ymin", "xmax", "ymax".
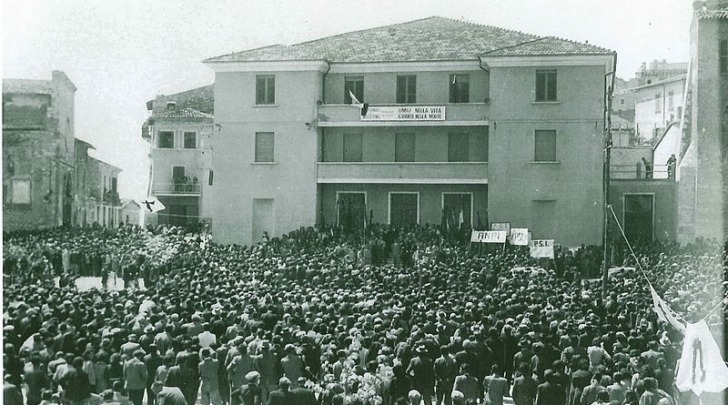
[
  {"xmin": 233, "ymin": 383, "xmax": 262, "ymax": 405},
  {"xmin": 265, "ymin": 389, "xmax": 295, "ymax": 405},
  {"xmin": 536, "ymin": 381, "xmax": 565, "ymax": 405},
  {"xmin": 290, "ymin": 387, "xmax": 317, "ymax": 405}
]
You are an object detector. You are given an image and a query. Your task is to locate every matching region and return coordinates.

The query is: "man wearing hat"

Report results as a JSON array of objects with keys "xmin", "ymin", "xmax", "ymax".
[
  {"xmin": 124, "ymin": 350, "xmax": 148, "ymax": 405},
  {"xmin": 232, "ymin": 371, "xmax": 262, "ymax": 405},
  {"xmin": 407, "ymin": 345, "xmax": 434, "ymax": 405},
  {"xmin": 291, "ymin": 377, "xmax": 317, "ymax": 405},
  {"xmin": 266, "ymin": 377, "xmax": 294, "ymax": 405}
]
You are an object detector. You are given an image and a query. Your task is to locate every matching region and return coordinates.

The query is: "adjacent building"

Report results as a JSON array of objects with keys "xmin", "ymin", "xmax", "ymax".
[
  {"xmin": 120, "ymin": 199, "xmax": 142, "ymax": 227},
  {"xmin": 3, "ymin": 71, "xmax": 77, "ymax": 230},
  {"xmin": 678, "ymin": 0, "xmax": 728, "ymax": 242},
  {"xmin": 202, "ymin": 17, "xmax": 616, "ymax": 247},
  {"xmin": 142, "ymin": 86, "xmax": 214, "ymax": 227}
]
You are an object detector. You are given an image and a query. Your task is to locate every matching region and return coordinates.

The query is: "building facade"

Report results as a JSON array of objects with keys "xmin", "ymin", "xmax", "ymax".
[
  {"xmin": 143, "ymin": 89, "xmax": 213, "ymax": 227},
  {"xmin": 3, "ymin": 71, "xmax": 77, "ymax": 231},
  {"xmin": 85, "ymin": 156, "xmax": 122, "ymax": 227},
  {"xmin": 633, "ymin": 75, "xmax": 686, "ymax": 143},
  {"xmin": 678, "ymin": 0, "xmax": 728, "ymax": 242},
  {"xmin": 203, "ymin": 17, "xmax": 616, "ymax": 247}
]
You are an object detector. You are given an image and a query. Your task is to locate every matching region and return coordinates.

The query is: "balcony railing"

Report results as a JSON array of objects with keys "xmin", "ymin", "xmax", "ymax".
[
  {"xmin": 317, "ymin": 161, "xmax": 488, "ymax": 184},
  {"xmin": 610, "ymin": 164, "xmax": 676, "ymax": 180},
  {"xmin": 153, "ymin": 181, "xmax": 202, "ymax": 195},
  {"xmin": 103, "ymin": 191, "xmax": 121, "ymax": 206}
]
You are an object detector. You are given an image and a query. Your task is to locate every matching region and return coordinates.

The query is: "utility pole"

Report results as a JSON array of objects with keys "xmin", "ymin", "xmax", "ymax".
[{"xmin": 603, "ymin": 56, "xmax": 617, "ymax": 299}]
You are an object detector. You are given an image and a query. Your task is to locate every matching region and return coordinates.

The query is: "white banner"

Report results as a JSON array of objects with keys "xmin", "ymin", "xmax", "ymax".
[
  {"xmin": 530, "ymin": 239, "xmax": 554, "ymax": 258},
  {"xmin": 509, "ymin": 228, "xmax": 529, "ymax": 246},
  {"xmin": 491, "ymin": 222, "xmax": 511, "ymax": 234},
  {"xmin": 471, "ymin": 230, "xmax": 507, "ymax": 243},
  {"xmin": 361, "ymin": 105, "xmax": 445, "ymax": 121}
]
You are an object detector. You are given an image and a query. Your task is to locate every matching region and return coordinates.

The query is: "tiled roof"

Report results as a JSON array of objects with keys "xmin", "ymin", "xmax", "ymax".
[
  {"xmin": 153, "ymin": 107, "xmax": 213, "ymax": 119},
  {"xmin": 697, "ymin": 8, "xmax": 728, "ymax": 19},
  {"xmin": 483, "ymin": 36, "xmax": 613, "ymax": 56},
  {"xmin": 205, "ymin": 17, "xmax": 612, "ymax": 64}
]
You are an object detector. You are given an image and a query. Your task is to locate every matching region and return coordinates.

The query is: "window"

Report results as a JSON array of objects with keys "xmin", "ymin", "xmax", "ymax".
[
  {"xmin": 337, "ymin": 192, "xmax": 367, "ymax": 230},
  {"xmin": 667, "ymin": 92, "xmax": 674, "ymax": 111},
  {"xmin": 184, "ymin": 132, "xmax": 197, "ymax": 149},
  {"xmin": 255, "ymin": 132, "xmax": 275, "ymax": 162},
  {"xmin": 111, "ymin": 177, "xmax": 117, "ymax": 192},
  {"xmin": 389, "ymin": 193, "xmax": 419, "ymax": 225},
  {"xmin": 655, "ymin": 94, "xmax": 661, "ymax": 113},
  {"xmin": 11, "ymin": 179, "xmax": 31, "ymax": 204},
  {"xmin": 256, "ymin": 75, "xmax": 275, "ymax": 105},
  {"xmin": 535, "ymin": 70, "xmax": 557, "ymax": 101},
  {"xmin": 448, "ymin": 132, "xmax": 469, "ymax": 162},
  {"xmin": 395, "ymin": 132, "xmax": 415, "ymax": 162},
  {"xmin": 344, "ymin": 76, "xmax": 364, "ymax": 104},
  {"xmin": 208, "ymin": 170, "xmax": 214, "ymax": 186},
  {"xmin": 343, "ymin": 133, "xmax": 363, "ymax": 162},
  {"xmin": 158, "ymin": 131, "xmax": 174, "ymax": 148},
  {"xmin": 443, "ymin": 193, "xmax": 472, "ymax": 227},
  {"xmin": 396, "ymin": 75, "xmax": 417, "ymax": 104},
  {"xmin": 534, "ymin": 130, "xmax": 557, "ymax": 162},
  {"xmin": 449, "ymin": 74, "xmax": 470, "ymax": 103},
  {"xmin": 721, "ymin": 40, "xmax": 727, "ymax": 74}
]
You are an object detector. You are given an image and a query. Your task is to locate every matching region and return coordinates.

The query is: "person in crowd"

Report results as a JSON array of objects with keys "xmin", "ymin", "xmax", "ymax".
[
  {"xmin": 123, "ymin": 350, "xmax": 148, "ymax": 405},
  {"xmin": 452, "ymin": 364, "xmax": 479, "ymax": 404},
  {"xmin": 200, "ymin": 347, "xmax": 223, "ymax": 405},
  {"xmin": 266, "ymin": 377, "xmax": 294, "ymax": 405},
  {"xmin": 482, "ymin": 364, "xmax": 508, "ymax": 405},
  {"xmin": 511, "ymin": 363, "xmax": 537, "ymax": 405},
  {"xmin": 434, "ymin": 345, "xmax": 457, "ymax": 405}
]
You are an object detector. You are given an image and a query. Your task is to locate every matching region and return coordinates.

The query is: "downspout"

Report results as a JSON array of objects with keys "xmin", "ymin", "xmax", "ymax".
[
  {"xmin": 318, "ymin": 59, "xmax": 331, "ymax": 226},
  {"xmin": 602, "ymin": 52, "xmax": 617, "ymax": 299}
]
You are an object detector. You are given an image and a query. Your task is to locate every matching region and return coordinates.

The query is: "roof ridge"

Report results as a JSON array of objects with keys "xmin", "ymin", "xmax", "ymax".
[
  {"xmin": 435, "ymin": 16, "xmax": 542, "ymax": 39},
  {"xmin": 204, "ymin": 44, "xmax": 290, "ymax": 62},
  {"xmin": 291, "ymin": 16, "xmax": 439, "ymax": 48},
  {"xmin": 542, "ymin": 35, "xmax": 613, "ymax": 53},
  {"xmin": 481, "ymin": 36, "xmax": 547, "ymax": 55}
]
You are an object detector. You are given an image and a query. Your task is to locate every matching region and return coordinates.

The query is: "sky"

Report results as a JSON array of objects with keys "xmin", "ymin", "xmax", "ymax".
[{"xmin": 3, "ymin": 0, "xmax": 693, "ymax": 199}]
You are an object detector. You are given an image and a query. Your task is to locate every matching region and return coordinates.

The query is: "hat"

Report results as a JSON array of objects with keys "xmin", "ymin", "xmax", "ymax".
[{"xmin": 245, "ymin": 371, "xmax": 260, "ymax": 382}]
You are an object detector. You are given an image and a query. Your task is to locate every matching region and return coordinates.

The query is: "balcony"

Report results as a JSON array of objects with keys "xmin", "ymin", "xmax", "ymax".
[
  {"xmin": 317, "ymin": 162, "xmax": 488, "ymax": 184},
  {"xmin": 103, "ymin": 191, "xmax": 121, "ymax": 206},
  {"xmin": 153, "ymin": 180, "xmax": 202, "ymax": 196},
  {"xmin": 316, "ymin": 103, "xmax": 489, "ymax": 127},
  {"xmin": 610, "ymin": 164, "xmax": 675, "ymax": 181}
]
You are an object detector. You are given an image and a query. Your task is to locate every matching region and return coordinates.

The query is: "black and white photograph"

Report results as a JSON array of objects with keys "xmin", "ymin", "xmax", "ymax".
[{"xmin": 2, "ymin": 1, "xmax": 727, "ymax": 404}]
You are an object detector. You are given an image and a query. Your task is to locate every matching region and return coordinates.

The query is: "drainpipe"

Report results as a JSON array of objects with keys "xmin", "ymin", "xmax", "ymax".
[
  {"xmin": 317, "ymin": 60, "xmax": 331, "ymax": 226},
  {"xmin": 478, "ymin": 58, "xmax": 490, "ymax": 103},
  {"xmin": 603, "ymin": 53, "xmax": 617, "ymax": 299}
]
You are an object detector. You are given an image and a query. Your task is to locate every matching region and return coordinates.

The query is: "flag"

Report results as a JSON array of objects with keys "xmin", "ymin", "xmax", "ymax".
[
  {"xmin": 458, "ymin": 210, "xmax": 464, "ymax": 228},
  {"xmin": 139, "ymin": 197, "xmax": 165, "ymax": 213},
  {"xmin": 349, "ymin": 90, "xmax": 362, "ymax": 105},
  {"xmin": 675, "ymin": 320, "xmax": 728, "ymax": 395},
  {"xmin": 649, "ymin": 285, "xmax": 686, "ymax": 332},
  {"xmin": 476, "ymin": 212, "xmax": 484, "ymax": 231}
]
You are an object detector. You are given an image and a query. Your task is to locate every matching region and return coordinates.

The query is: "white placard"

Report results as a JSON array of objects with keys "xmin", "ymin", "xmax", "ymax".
[
  {"xmin": 530, "ymin": 239, "xmax": 554, "ymax": 258},
  {"xmin": 470, "ymin": 230, "xmax": 507, "ymax": 243},
  {"xmin": 509, "ymin": 228, "xmax": 529, "ymax": 246},
  {"xmin": 361, "ymin": 105, "xmax": 445, "ymax": 121}
]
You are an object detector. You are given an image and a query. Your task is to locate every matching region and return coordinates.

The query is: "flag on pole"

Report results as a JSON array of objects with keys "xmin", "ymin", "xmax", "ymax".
[
  {"xmin": 649, "ymin": 285, "xmax": 686, "ymax": 332},
  {"xmin": 349, "ymin": 91, "xmax": 362, "ymax": 106},
  {"xmin": 458, "ymin": 210, "xmax": 464, "ymax": 228},
  {"xmin": 675, "ymin": 320, "xmax": 728, "ymax": 395},
  {"xmin": 139, "ymin": 197, "xmax": 165, "ymax": 213}
]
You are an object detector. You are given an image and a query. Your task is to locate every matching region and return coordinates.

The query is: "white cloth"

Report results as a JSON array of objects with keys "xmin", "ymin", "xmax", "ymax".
[{"xmin": 675, "ymin": 320, "xmax": 728, "ymax": 395}]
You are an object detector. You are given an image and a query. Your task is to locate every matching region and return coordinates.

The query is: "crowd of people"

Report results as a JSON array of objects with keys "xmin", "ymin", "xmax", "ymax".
[{"xmin": 3, "ymin": 223, "xmax": 726, "ymax": 405}]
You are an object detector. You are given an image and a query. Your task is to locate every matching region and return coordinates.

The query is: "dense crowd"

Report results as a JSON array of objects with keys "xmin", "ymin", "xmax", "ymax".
[{"xmin": 3, "ymin": 224, "xmax": 726, "ymax": 405}]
